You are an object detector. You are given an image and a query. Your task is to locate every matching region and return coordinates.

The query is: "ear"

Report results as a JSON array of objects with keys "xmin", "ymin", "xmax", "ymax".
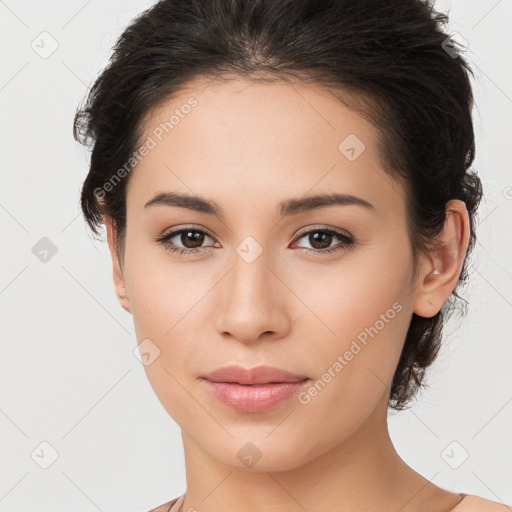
[
  {"xmin": 412, "ymin": 199, "xmax": 471, "ymax": 318},
  {"xmin": 104, "ymin": 215, "xmax": 132, "ymax": 314}
]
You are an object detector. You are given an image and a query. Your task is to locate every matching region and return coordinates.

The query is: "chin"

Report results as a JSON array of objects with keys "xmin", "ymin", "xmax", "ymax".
[{"xmin": 205, "ymin": 436, "xmax": 312, "ymax": 473}]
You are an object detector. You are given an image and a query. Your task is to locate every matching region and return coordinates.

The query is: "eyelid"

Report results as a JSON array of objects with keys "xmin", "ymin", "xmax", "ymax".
[
  {"xmin": 155, "ymin": 224, "xmax": 356, "ymax": 259},
  {"xmin": 159, "ymin": 224, "xmax": 216, "ymax": 241},
  {"xmin": 292, "ymin": 224, "xmax": 352, "ymax": 240},
  {"xmin": 158, "ymin": 224, "xmax": 352, "ymax": 245}
]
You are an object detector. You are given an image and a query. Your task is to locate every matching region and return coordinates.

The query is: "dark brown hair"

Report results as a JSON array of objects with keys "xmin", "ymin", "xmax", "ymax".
[{"xmin": 73, "ymin": 0, "xmax": 483, "ymax": 410}]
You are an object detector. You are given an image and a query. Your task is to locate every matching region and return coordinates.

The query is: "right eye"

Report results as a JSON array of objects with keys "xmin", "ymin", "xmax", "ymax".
[{"xmin": 155, "ymin": 227, "xmax": 218, "ymax": 255}]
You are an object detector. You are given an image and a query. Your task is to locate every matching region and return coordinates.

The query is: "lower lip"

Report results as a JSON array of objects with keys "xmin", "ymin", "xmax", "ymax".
[{"xmin": 202, "ymin": 379, "xmax": 310, "ymax": 413}]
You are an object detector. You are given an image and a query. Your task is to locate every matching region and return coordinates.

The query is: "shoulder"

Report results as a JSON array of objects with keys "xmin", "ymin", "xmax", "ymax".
[
  {"xmin": 146, "ymin": 496, "xmax": 179, "ymax": 512},
  {"xmin": 454, "ymin": 495, "xmax": 512, "ymax": 511}
]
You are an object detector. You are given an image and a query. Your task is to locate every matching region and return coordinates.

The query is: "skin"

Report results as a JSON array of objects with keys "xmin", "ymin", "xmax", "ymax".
[{"xmin": 104, "ymin": 77, "xmax": 470, "ymax": 512}]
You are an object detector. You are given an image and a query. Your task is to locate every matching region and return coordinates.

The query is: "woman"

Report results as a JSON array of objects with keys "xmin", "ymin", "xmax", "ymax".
[{"xmin": 73, "ymin": 0, "xmax": 510, "ymax": 510}]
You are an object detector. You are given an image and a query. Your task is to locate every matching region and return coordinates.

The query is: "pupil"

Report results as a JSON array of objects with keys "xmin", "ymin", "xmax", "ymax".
[
  {"xmin": 183, "ymin": 231, "xmax": 203, "ymax": 248},
  {"xmin": 311, "ymin": 232, "xmax": 331, "ymax": 249}
]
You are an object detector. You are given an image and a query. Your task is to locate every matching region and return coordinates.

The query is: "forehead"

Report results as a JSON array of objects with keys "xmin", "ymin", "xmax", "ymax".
[
  {"xmin": 127, "ymin": 77, "xmax": 405, "ymax": 219},
  {"xmin": 139, "ymin": 76, "xmax": 377, "ymax": 156}
]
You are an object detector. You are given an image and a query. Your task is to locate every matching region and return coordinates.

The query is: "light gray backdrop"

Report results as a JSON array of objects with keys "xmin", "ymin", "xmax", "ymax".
[{"xmin": 1, "ymin": 1, "xmax": 511, "ymax": 511}]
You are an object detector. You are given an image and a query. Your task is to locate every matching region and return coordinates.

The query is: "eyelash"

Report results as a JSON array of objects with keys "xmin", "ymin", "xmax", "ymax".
[{"xmin": 154, "ymin": 225, "xmax": 355, "ymax": 257}]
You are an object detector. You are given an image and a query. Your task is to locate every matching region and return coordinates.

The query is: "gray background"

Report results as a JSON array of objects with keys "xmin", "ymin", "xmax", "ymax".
[{"xmin": 1, "ymin": 0, "xmax": 511, "ymax": 511}]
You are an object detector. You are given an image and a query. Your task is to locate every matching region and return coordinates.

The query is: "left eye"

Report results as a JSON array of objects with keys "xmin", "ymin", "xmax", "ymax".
[
  {"xmin": 292, "ymin": 228, "xmax": 355, "ymax": 254},
  {"xmin": 155, "ymin": 227, "xmax": 355, "ymax": 256}
]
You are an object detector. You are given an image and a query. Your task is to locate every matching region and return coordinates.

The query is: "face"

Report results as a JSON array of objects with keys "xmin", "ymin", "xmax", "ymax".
[{"xmin": 107, "ymin": 77, "xmax": 434, "ymax": 471}]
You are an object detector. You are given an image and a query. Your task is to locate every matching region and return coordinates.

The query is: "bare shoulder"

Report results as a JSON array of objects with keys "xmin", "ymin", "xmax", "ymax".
[
  {"xmin": 146, "ymin": 497, "xmax": 179, "ymax": 512},
  {"xmin": 454, "ymin": 495, "xmax": 512, "ymax": 512}
]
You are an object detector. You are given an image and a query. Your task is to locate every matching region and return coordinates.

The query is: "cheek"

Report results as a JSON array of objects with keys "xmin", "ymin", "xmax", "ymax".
[
  {"xmin": 312, "ymin": 293, "xmax": 408, "ymax": 401},
  {"xmin": 124, "ymin": 247, "xmax": 203, "ymax": 417},
  {"xmin": 123, "ymin": 241, "xmax": 202, "ymax": 335},
  {"xmin": 290, "ymin": 243, "xmax": 410, "ymax": 349},
  {"xmin": 123, "ymin": 242, "xmax": 211, "ymax": 397},
  {"xmin": 295, "ymin": 245, "xmax": 412, "ymax": 417},
  {"xmin": 295, "ymin": 299, "xmax": 408, "ymax": 452}
]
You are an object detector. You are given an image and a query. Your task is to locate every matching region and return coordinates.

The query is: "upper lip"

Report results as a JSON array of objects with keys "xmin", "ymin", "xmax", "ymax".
[{"xmin": 200, "ymin": 365, "xmax": 309, "ymax": 385}]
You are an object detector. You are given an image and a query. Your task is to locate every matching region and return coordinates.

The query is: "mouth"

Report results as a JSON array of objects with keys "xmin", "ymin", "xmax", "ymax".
[
  {"xmin": 200, "ymin": 377, "xmax": 311, "ymax": 413},
  {"xmin": 201, "ymin": 378, "xmax": 310, "ymax": 386},
  {"xmin": 200, "ymin": 364, "xmax": 309, "ymax": 386}
]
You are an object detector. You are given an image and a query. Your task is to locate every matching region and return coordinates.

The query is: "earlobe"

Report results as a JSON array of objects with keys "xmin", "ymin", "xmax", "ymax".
[
  {"xmin": 412, "ymin": 200, "xmax": 470, "ymax": 318},
  {"xmin": 104, "ymin": 215, "xmax": 132, "ymax": 314}
]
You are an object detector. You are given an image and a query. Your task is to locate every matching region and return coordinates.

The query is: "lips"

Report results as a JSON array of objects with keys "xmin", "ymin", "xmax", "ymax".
[
  {"xmin": 200, "ymin": 365, "xmax": 309, "ymax": 385},
  {"xmin": 203, "ymin": 380, "xmax": 309, "ymax": 413},
  {"xmin": 200, "ymin": 365, "xmax": 311, "ymax": 413}
]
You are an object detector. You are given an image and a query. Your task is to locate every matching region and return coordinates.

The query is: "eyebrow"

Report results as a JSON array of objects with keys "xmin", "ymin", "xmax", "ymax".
[{"xmin": 144, "ymin": 191, "xmax": 375, "ymax": 217}]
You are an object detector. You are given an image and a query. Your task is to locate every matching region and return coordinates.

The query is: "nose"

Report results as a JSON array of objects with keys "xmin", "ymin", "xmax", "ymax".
[{"xmin": 214, "ymin": 246, "xmax": 291, "ymax": 344}]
